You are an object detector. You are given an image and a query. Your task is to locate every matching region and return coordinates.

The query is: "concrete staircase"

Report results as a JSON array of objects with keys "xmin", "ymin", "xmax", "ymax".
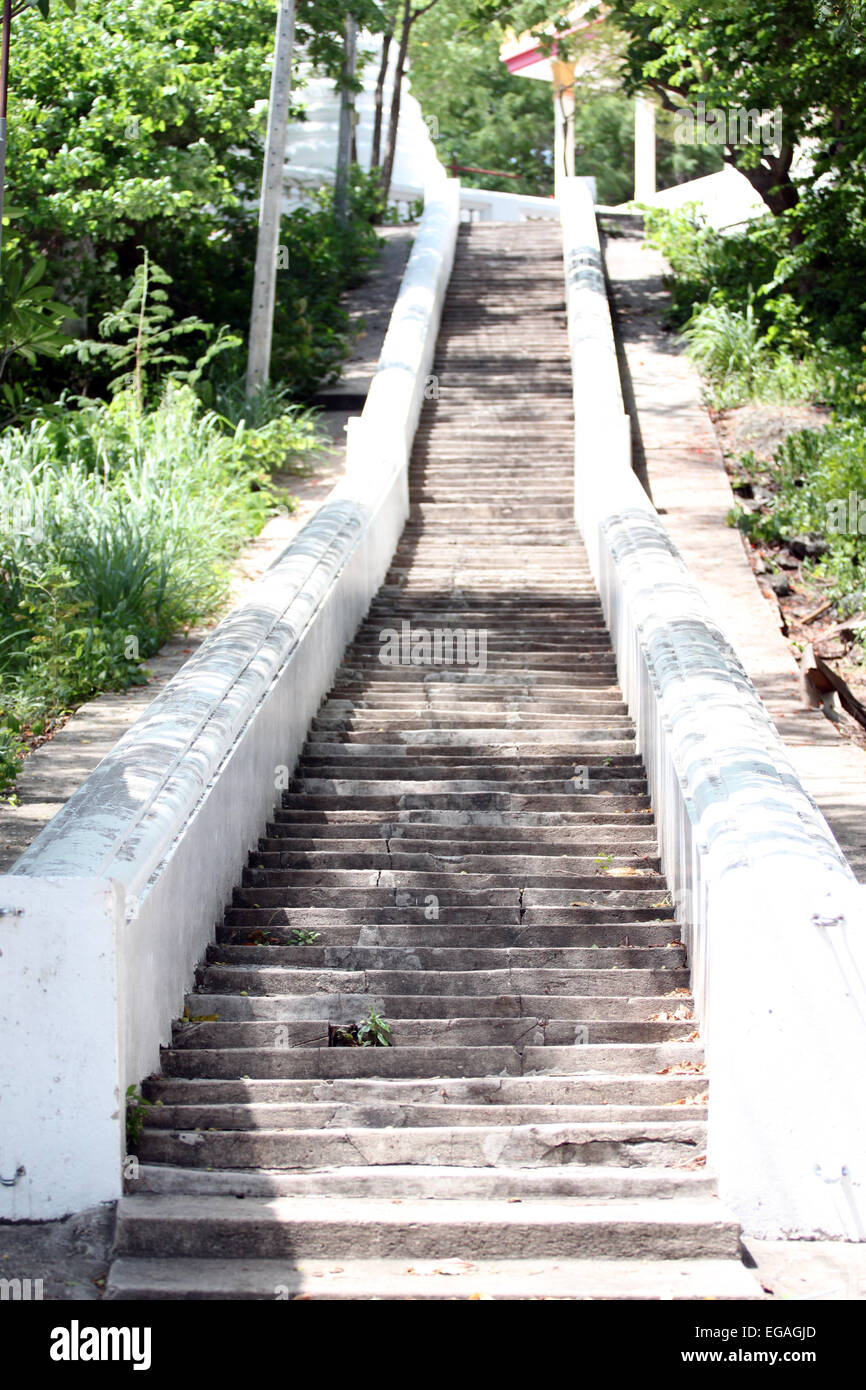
[{"xmin": 107, "ymin": 223, "xmax": 759, "ymax": 1301}]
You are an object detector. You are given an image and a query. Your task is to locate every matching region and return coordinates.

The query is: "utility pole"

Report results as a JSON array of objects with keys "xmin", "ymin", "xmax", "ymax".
[
  {"xmin": 246, "ymin": 0, "xmax": 295, "ymax": 400},
  {"xmin": 0, "ymin": 0, "xmax": 12, "ymax": 269},
  {"xmin": 334, "ymin": 14, "xmax": 357, "ymax": 228}
]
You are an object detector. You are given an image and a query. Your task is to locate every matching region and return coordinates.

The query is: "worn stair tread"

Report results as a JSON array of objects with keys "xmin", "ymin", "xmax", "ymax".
[
  {"xmin": 126, "ymin": 1162, "xmax": 716, "ymax": 1200},
  {"xmin": 106, "ymin": 1254, "xmax": 762, "ymax": 1301}
]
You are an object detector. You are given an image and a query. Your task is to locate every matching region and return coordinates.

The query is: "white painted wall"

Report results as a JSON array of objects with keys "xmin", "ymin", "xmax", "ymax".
[
  {"xmin": 0, "ymin": 179, "xmax": 460, "ymax": 1221},
  {"xmin": 561, "ymin": 176, "xmax": 866, "ymax": 1239},
  {"xmin": 281, "ymin": 37, "xmax": 444, "ymax": 212}
]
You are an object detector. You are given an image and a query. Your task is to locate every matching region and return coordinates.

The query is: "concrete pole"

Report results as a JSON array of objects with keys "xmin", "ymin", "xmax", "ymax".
[
  {"xmin": 0, "ymin": 0, "xmax": 12, "ymax": 270},
  {"xmin": 634, "ymin": 94, "xmax": 656, "ymax": 202},
  {"xmin": 334, "ymin": 15, "xmax": 357, "ymax": 228},
  {"xmin": 246, "ymin": 0, "xmax": 296, "ymax": 400},
  {"xmin": 553, "ymin": 69, "xmax": 575, "ymax": 202}
]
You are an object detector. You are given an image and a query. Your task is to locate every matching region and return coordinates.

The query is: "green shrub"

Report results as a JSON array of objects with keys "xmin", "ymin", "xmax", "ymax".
[{"xmin": 731, "ymin": 422, "xmax": 866, "ymax": 612}]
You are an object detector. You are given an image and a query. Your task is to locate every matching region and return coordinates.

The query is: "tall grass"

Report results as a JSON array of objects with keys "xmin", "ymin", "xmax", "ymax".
[{"xmin": 0, "ymin": 384, "xmax": 321, "ymax": 791}]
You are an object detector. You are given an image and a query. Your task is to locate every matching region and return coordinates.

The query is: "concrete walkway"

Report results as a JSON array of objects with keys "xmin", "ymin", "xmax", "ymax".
[
  {"xmin": 601, "ymin": 217, "xmax": 866, "ymax": 882},
  {"xmin": 0, "ymin": 227, "xmax": 415, "ymax": 875}
]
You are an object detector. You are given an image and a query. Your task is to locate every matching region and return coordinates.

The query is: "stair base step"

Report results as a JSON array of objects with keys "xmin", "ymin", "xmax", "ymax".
[{"xmin": 106, "ymin": 1254, "xmax": 763, "ymax": 1301}]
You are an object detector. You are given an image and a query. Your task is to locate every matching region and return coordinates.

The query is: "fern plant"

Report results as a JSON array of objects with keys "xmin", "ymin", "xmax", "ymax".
[{"xmin": 64, "ymin": 250, "xmax": 236, "ymax": 410}]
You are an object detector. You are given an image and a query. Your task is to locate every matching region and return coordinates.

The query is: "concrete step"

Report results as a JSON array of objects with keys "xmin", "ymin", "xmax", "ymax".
[
  {"xmin": 144, "ymin": 1075, "xmax": 707, "ymax": 1108},
  {"xmin": 216, "ymin": 922, "xmax": 673, "ymax": 947},
  {"xmin": 169, "ymin": 1017, "xmax": 694, "ymax": 1049},
  {"xmin": 134, "ymin": 1121, "xmax": 705, "ymax": 1170},
  {"xmin": 160, "ymin": 1041, "xmax": 703, "ymax": 1079},
  {"xmin": 112, "ymin": 1195, "xmax": 741, "ymax": 1261},
  {"xmin": 143, "ymin": 1100, "xmax": 706, "ymax": 1131},
  {"xmin": 125, "ymin": 1162, "xmax": 715, "ymax": 1201},
  {"xmin": 106, "ymin": 1253, "xmax": 761, "ymax": 1301},
  {"xmin": 187, "ymin": 989, "xmax": 692, "ymax": 1019}
]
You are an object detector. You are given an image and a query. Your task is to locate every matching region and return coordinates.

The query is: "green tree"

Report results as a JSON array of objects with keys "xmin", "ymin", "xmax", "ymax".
[{"xmin": 411, "ymin": 0, "xmax": 555, "ymax": 195}]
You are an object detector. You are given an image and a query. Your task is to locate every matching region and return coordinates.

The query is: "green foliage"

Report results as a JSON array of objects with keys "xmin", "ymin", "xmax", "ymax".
[
  {"xmin": 0, "ymin": 251, "xmax": 73, "ymax": 379},
  {"xmin": 730, "ymin": 423, "xmax": 866, "ymax": 610},
  {"xmin": 356, "ymin": 1008, "xmax": 392, "ymax": 1048},
  {"xmin": 575, "ymin": 95, "xmax": 722, "ymax": 207},
  {"xmin": 125, "ymin": 1085, "xmax": 158, "ymax": 1150},
  {"xmin": 287, "ymin": 929, "xmax": 322, "ymax": 946},
  {"xmin": 5, "ymin": 0, "xmax": 383, "ymax": 403},
  {"xmin": 643, "ymin": 205, "xmax": 848, "ymax": 407},
  {"xmin": 0, "ymin": 384, "xmax": 314, "ymax": 792},
  {"xmin": 66, "ymin": 250, "xmax": 232, "ymax": 408},
  {"xmin": 411, "ymin": 1, "xmax": 555, "ymax": 196}
]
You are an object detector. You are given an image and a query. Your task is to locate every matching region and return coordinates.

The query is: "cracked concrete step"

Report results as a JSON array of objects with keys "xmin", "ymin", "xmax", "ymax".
[
  {"xmin": 105, "ymin": 1253, "xmax": 761, "ymax": 1301},
  {"xmin": 223, "ymin": 910, "xmax": 673, "ymax": 931},
  {"xmin": 142, "ymin": 1099, "xmax": 706, "ymax": 1131},
  {"xmin": 204, "ymin": 947, "xmax": 684, "ymax": 973},
  {"xmin": 134, "ymin": 1122, "xmax": 706, "ymax": 1170},
  {"xmin": 261, "ymin": 820, "xmax": 659, "ymax": 844},
  {"xmin": 143, "ymin": 1074, "xmax": 706, "ymax": 1109},
  {"xmin": 197, "ymin": 967, "xmax": 690, "ymax": 998},
  {"xmin": 304, "ymin": 730, "xmax": 634, "ymax": 749},
  {"xmin": 216, "ymin": 924, "xmax": 672, "ymax": 948},
  {"xmin": 247, "ymin": 854, "xmax": 661, "ymax": 875},
  {"xmin": 231, "ymin": 879, "xmax": 668, "ymax": 901},
  {"xmin": 181, "ymin": 987, "xmax": 690, "ymax": 1021},
  {"xmin": 276, "ymin": 796, "xmax": 650, "ymax": 815},
  {"xmin": 125, "ymin": 1162, "xmax": 715, "ymax": 1201},
  {"xmin": 160, "ymin": 1041, "xmax": 703, "ymax": 1080},
  {"xmin": 169, "ymin": 1018, "xmax": 694, "ymax": 1049},
  {"xmin": 111, "ymin": 1195, "xmax": 740, "ymax": 1262},
  {"xmin": 268, "ymin": 809, "xmax": 656, "ymax": 827}
]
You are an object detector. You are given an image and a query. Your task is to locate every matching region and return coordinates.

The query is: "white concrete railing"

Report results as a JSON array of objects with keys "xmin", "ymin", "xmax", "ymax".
[
  {"xmin": 561, "ymin": 176, "xmax": 866, "ymax": 1240},
  {"xmin": 458, "ymin": 187, "xmax": 561, "ymax": 223},
  {"xmin": 0, "ymin": 179, "xmax": 461, "ymax": 1221}
]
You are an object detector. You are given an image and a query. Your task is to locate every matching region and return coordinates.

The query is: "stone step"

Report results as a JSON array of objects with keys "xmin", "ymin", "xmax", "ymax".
[
  {"xmin": 142, "ymin": 1100, "xmax": 707, "ymax": 1131},
  {"xmin": 217, "ymin": 922, "xmax": 671, "ymax": 947},
  {"xmin": 204, "ymin": 945, "xmax": 684, "ymax": 973},
  {"xmin": 169, "ymin": 1017, "xmax": 694, "ymax": 1049},
  {"xmin": 112, "ymin": 1195, "xmax": 741, "ymax": 1262},
  {"xmin": 270, "ymin": 805, "xmax": 653, "ymax": 824},
  {"xmin": 233, "ymin": 875, "xmax": 666, "ymax": 897},
  {"xmin": 160, "ymin": 1041, "xmax": 703, "ymax": 1079},
  {"xmin": 222, "ymin": 907, "xmax": 675, "ymax": 928},
  {"xmin": 143, "ymin": 1074, "xmax": 706, "ymax": 1108},
  {"xmin": 125, "ymin": 1162, "xmax": 715, "ymax": 1201},
  {"xmin": 260, "ymin": 823, "xmax": 658, "ymax": 846},
  {"xmin": 187, "ymin": 989, "xmax": 693, "ymax": 1019},
  {"xmin": 106, "ymin": 1253, "xmax": 761, "ymax": 1301},
  {"xmin": 134, "ymin": 1121, "xmax": 705, "ymax": 1170}
]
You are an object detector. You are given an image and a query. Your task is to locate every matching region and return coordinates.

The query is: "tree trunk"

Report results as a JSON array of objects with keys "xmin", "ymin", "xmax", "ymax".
[
  {"xmin": 727, "ymin": 144, "xmax": 799, "ymax": 217},
  {"xmin": 246, "ymin": 0, "xmax": 295, "ymax": 399},
  {"xmin": 334, "ymin": 15, "xmax": 357, "ymax": 228},
  {"xmin": 379, "ymin": 0, "xmax": 411, "ymax": 201},
  {"xmin": 370, "ymin": 24, "xmax": 393, "ymax": 171}
]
